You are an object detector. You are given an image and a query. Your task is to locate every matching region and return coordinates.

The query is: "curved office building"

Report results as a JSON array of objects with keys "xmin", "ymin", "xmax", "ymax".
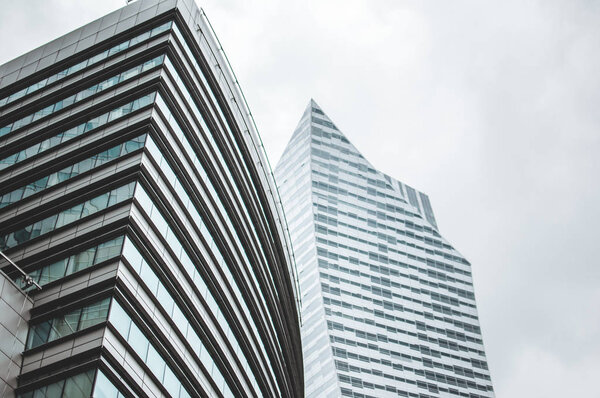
[{"xmin": 0, "ymin": 1, "xmax": 302, "ymax": 397}]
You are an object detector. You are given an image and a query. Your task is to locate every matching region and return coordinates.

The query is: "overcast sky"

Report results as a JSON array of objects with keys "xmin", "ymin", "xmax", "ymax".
[{"xmin": 1, "ymin": 1, "xmax": 599, "ymax": 396}]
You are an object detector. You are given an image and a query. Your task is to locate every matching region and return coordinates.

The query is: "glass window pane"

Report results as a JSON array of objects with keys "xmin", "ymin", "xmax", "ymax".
[
  {"xmin": 67, "ymin": 247, "xmax": 96, "ymax": 275},
  {"xmin": 29, "ymin": 268, "xmax": 41, "ymax": 284},
  {"xmin": 13, "ymin": 225, "xmax": 32, "ymax": 245},
  {"xmin": 24, "ymin": 176, "xmax": 49, "ymax": 197},
  {"xmin": 62, "ymin": 369, "xmax": 94, "ymax": 398},
  {"xmin": 0, "ymin": 125, "xmax": 12, "ymax": 136},
  {"xmin": 63, "ymin": 127, "xmax": 79, "ymax": 140},
  {"xmin": 130, "ymin": 31, "xmax": 150, "ymax": 46},
  {"xmin": 46, "ymin": 172, "xmax": 59, "ymax": 187},
  {"xmin": 127, "ymin": 65, "xmax": 143, "ymax": 80},
  {"xmin": 151, "ymin": 22, "xmax": 171, "ymax": 36},
  {"xmin": 27, "ymin": 320, "xmax": 52, "ymax": 349},
  {"xmin": 139, "ymin": 262, "xmax": 158, "ymax": 296},
  {"xmin": 122, "ymin": 238, "xmax": 144, "ymax": 273},
  {"xmin": 0, "ymin": 194, "xmax": 9, "ymax": 208},
  {"xmin": 38, "ymin": 258, "xmax": 68, "ymax": 285},
  {"xmin": 123, "ymin": 135, "xmax": 146, "ymax": 154},
  {"xmin": 137, "ymin": 93, "xmax": 154, "ymax": 108},
  {"xmin": 93, "ymin": 146, "xmax": 118, "ymax": 166},
  {"xmin": 94, "ymin": 236, "xmax": 124, "ymax": 264},
  {"xmin": 89, "ymin": 50, "xmax": 108, "ymax": 65},
  {"xmin": 82, "ymin": 192, "xmax": 109, "ymax": 217},
  {"xmin": 108, "ymin": 300, "xmax": 131, "ymax": 339},
  {"xmin": 8, "ymin": 187, "xmax": 24, "ymax": 203},
  {"xmin": 76, "ymin": 157, "xmax": 94, "ymax": 174},
  {"xmin": 186, "ymin": 330, "xmax": 202, "ymax": 356},
  {"xmin": 24, "ymin": 143, "xmax": 40, "ymax": 159},
  {"xmin": 43, "ymin": 380, "xmax": 64, "ymax": 397},
  {"xmin": 99, "ymin": 75, "xmax": 120, "ymax": 91},
  {"xmin": 62, "ymin": 94, "xmax": 76, "ymax": 108},
  {"xmin": 19, "ymin": 390, "xmax": 34, "ymax": 398},
  {"xmin": 108, "ymin": 105, "xmax": 127, "ymax": 122},
  {"xmin": 79, "ymin": 298, "xmax": 110, "ymax": 330},
  {"xmin": 162, "ymin": 366, "xmax": 179, "ymax": 397},
  {"xmin": 145, "ymin": 344, "xmax": 166, "ymax": 381},
  {"xmin": 49, "ymin": 133, "xmax": 64, "ymax": 147},
  {"xmin": 93, "ymin": 370, "xmax": 120, "ymax": 398},
  {"xmin": 48, "ymin": 308, "xmax": 81, "ymax": 341},
  {"xmin": 38, "ymin": 214, "xmax": 57, "ymax": 235},
  {"xmin": 3, "ymin": 232, "xmax": 17, "ymax": 250},
  {"xmin": 127, "ymin": 322, "xmax": 148, "ymax": 359},
  {"xmin": 0, "ymin": 153, "xmax": 18, "ymax": 169},
  {"xmin": 156, "ymin": 284, "xmax": 174, "ymax": 315},
  {"xmin": 151, "ymin": 208, "xmax": 168, "ymax": 236},
  {"xmin": 180, "ymin": 387, "xmax": 193, "ymax": 398},
  {"xmin": 56, "ymin": 169, "xmax": 71, "ymax": 183},
  {"xmin": 109, "ymin": 182, "xmax": 135, "ymax": 205},
  {"xmin": 31, "ymin": 386, "xmax": 48, "ymax": 398},
  {"xmin": 171, "ymin": 307, "xmax": 186, "ymax": 329},
  {"xmin": 55, "ymin": 203, "xmax": 84, "ymax": 228}
]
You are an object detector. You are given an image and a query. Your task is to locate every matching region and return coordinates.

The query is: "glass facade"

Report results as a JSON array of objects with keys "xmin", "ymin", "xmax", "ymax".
[
  {"xmin": 0, "ymin": 21, "xmax": 171, "ymax": 108},
  {"xmin": 17, "ymin": 368, "xmax": 125, "ymax": 398},
  {"xmin": 17, "ymin": 369, "xmax": 96, "ymax": 398},
  {"xmin": 275, "ymin": 100, "xmax": 494, "ymax": 398},
  {"xmin": 0, "ymin": 55, "xmax": 163, "ymax": 136},
  {"xmin": 0, "ymin": 135, "xmax": 145, "ymax": 208},
  {"xmin": 0, "ymin": 182, "xmax": 135, "ymax": 250},
  {"xmin": 0, "ymin": 1, "xmax": 301, "ymax": 397},
  {"xmin": 14, "ymin": 236, "xmax": 124, "ymax": 289},
  {"xmin": 26, "ymin": 297, "xmax": 110, "ymax": 349},
  {"xmin": 108, "ymin": 299, "xmax": 193, "ymax": 398},
  {"xmin": 0, "ymin": 92, "xmax": 155, "ymax": 171}
]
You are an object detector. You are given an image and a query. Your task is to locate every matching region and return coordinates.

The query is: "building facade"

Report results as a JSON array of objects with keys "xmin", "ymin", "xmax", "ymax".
[
  {"xmin": 275, "ymin": 100, "xmax": 494, "ymax": 398},
  {"xmin": 0, "ymin": 1, "xmax": 302, "ymax": 397}
]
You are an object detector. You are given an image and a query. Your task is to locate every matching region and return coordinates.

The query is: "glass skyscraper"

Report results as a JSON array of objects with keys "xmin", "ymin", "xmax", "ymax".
[
  {"xmin": 275, "ymin": 100, "xmax": 494, "ymax": 398},
  {"xmin": 0, "ymin": 1, "xmax": 302, "ymax": 397}
]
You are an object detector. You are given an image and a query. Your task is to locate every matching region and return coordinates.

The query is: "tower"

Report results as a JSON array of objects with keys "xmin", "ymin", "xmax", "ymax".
[
  {"xmin": 0, "ymin": 1, "xmax": 302, "ymax": 397},
  {"xmin": 275, "ymin": 100, "xmax": 493, "ymax": 398}
]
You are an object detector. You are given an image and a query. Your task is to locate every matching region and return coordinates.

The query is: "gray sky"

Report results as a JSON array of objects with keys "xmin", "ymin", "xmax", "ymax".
[{"xmin": 1, "ymin": 1, "xmax": 599, "ymax": 396}]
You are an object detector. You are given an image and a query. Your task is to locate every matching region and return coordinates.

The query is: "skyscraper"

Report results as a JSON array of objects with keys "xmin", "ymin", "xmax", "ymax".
[
  {"xmin": 0, "ymin": 1, "xmax": 302, "ymax": 397},
  {"xmin": 275, "ymin": 100, "xmax": 494, "ymax": 398}
]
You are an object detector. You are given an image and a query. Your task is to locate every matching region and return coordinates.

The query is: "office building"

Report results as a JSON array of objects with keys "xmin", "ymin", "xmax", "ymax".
[
  {"xmin": 0, "ymin": 0, "xmax": 302, "ymax": 397},
  {"xmin": 275, "ymin": 100, "xmax": 494, "ymax": 398}
]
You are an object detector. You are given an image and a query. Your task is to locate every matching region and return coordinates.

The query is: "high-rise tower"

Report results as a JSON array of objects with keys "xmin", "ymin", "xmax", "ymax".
[
  {"xmin": 0, "ymin": 1, "xmax": 302, "ymax": 397},
  {"xmin": 275, "ymin": 100, "xmax": 493, "ymax": 398}
]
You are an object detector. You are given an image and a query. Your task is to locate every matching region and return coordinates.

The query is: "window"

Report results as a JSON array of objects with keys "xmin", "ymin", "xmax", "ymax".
[
  {"xmin": 0, "ymin": 183, "xmax": 135, "ymax": 250},
  {"xmin": 26, "ymin": 297, "xmax": 110, "ymax": 349},
  {"xmin": 0, "ymin": 21, "xmax": 172, "ymax": 108},
  {"xmin": 108, "ymin": 300, "xmax": 191, "ymax": 398},
  {"xmin": 17, "ymin": 368, "xmax": 125, "ymax": 398},
  {"xmin": 0, "ymin": 93, "xmax": 155, "ymax": 171}
]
